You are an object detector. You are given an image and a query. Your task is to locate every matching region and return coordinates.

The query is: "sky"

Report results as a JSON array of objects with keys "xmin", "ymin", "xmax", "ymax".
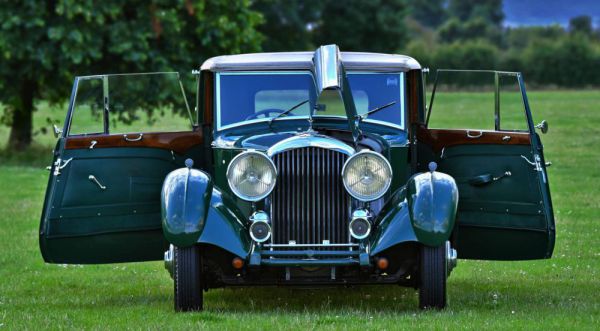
[{"xmin": 503, "ymin": 0, "xmax": 600, "ymax": 27}]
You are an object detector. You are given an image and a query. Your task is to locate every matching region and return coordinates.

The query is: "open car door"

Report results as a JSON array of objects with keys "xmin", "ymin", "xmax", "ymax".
[
  {"xmin": 418, "ymin": 70, "xmax": 555, "ymax": 260},
  {"xmin": 40, "ymin": 72, "xmax": 204, "ymax": 263}
]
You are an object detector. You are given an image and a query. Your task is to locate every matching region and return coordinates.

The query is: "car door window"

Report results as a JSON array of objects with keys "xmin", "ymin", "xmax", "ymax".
[
  {"xmin": 427, "ymin": 71, "xmax": 496, "ymax": 130},
  {"xmin": 498, "ymin": 75, "xmax": 528, "ymax": 131},
  {"xmin": 427, "ymin": 70, "xmax": 528, "ymax": 132},
  {"xmin": 69, "ymin": 78, "xmax": 104, "ymax": 136},
  {"xmin": 67, "ymin": 72, "xmax": 194, "ymax": 136}
]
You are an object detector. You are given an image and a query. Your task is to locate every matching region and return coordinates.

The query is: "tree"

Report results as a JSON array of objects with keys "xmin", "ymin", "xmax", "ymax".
[
  {"xmin": 407, "ymin": 0, "xmax": 447, "ymax": 29},
  {"xmin": 437, "ymin": 17, "xmax": 502, "ymax": 44},
  {"xmin": 314, "ymin": 0, "xmax": 408, "ymax": 53},
  {"xmin": 447, "ymin": 0, "xmax": 504, "ymax": 26},
  {"xmin": 252, "ymin": 0, "xmax": 322, "ymax": 51},
  {"xmin": 569, "ymin": 15, "xmax": 593, "ymax": 36},
  {"xmin": 0, "ymin": 1, "xmax": 263, "ymax": 149}
]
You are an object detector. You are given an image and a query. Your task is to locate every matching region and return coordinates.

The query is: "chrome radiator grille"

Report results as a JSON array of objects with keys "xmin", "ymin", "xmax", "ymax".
[{"xmin": 270, "ymin": 147, "xmax": 351, "ymax": 246}]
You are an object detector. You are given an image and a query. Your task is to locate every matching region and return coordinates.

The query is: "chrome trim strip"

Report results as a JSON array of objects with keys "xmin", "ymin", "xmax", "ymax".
[
  {"xmin": 267, "ymin": 134, "xmax": 355, "ymax": 157},
  {"xmin": 264, "ymin": 243, "xmax": 359, "ymax": 248},
  {"xmin": 200, "ymin": 50, "xmax": 421, "ymax": 72}
]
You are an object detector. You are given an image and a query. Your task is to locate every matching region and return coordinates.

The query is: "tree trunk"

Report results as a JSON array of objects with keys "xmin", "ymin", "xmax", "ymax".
[{"xmin": 8, "ymin": 80, "xmax": 36, "ymax": 150}]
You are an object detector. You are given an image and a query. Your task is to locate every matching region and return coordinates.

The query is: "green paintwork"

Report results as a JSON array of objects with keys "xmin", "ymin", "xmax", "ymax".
[
  {"xmin": 388, "ymin": 145, "xmax": 410, "ymax": 193},
  {"xmin": 406, "ymin": 170, "xmax": 459, "ymax": 247},
  {"xmin": 369, "ymin": 169, "xmax": 458, "ymax": 255},
  {"xmin": 438, "ymin": 144, "xmax": 553, "ymax": 260},
  {"xmin": 197, "ymin": 187, "xmax": 251, "ymax": 258},
  {"xmin": 160, "ymin": 162, "xmax": 251, "ymax": 257},
  {"xmin": 40, "ymin": 146, "xmax": 178, "ymax": 263},
  {"xmin": 369, "ymin": 189, "xmax": 417, "ymax": 255},
  {"xmin": 161, "ymin": 167, "xmax": 212, "ymax": 247}
]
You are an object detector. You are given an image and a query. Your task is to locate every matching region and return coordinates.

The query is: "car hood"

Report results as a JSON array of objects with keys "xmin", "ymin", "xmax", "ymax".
[
  {"xmin": 212, "ymin": 126, "xmax": 399, "ymax": 156},
  {"xmin": 212, "ymin": 130, "xmax": 347, "ymax": 152}
]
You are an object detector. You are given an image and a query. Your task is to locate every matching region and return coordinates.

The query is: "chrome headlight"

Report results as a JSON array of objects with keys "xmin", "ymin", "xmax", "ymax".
[
  {"xmin": 342, "ymin": 151, "xmax": 392, "ymax": 201},
  {"xmin": 227, "ymin": 151, "xmax": 277, "ymax": 201}
]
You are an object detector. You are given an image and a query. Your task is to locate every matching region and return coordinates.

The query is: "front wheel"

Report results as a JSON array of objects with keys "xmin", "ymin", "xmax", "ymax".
[
  {"xmin": 174, "ymin": 245, "xmax": 203, "ymax": 311},
  {"xmin": 418, "ymin": 244, "xmax": 447, "ymax": 309}
]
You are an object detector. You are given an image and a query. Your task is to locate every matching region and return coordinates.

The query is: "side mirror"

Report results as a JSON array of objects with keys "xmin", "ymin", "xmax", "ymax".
[
  {"xmin": 53, "ymin": 124, "xmax": 63, "ymax": 138},
  {"xmin": 535, "ymin": 120, "xmax": 548, "ymax": 134}
]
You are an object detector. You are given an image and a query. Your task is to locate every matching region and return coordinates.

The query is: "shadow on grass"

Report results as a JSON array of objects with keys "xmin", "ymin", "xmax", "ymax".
[{"xmin": 69, "ymin": 273, "xmax": 573, "ymax": 316}]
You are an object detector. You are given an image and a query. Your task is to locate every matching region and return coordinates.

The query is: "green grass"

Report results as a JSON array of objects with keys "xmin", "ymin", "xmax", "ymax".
[{"xmin": 1, "ymin": 91, "xmax": 599, "ymax": 329}]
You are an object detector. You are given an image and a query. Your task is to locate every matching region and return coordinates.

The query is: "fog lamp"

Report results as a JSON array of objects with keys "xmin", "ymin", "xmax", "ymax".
[
  {"xmin": 249, "ymin": 211, "xmax": 271, "ymax": 243},
  {"xmin": 349, "ymin": 209, "xmax": 371, "ymax": 240}
]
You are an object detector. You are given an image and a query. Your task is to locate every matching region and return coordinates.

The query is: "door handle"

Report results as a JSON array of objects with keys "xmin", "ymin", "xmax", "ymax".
[
  {"xmin": 466, "ymin": 130, "xmax": 483, "ymax": 139},
  {"xmin": 88, "ymin": 175, "xmax": 107, "ymax": 190},
  {"xmin": 123, "ymin": 133, "xmax": 143, "ymax": 142},
  {"xmin": 469, "ymin": 171, "xmax": 511, "ymax": 186}
]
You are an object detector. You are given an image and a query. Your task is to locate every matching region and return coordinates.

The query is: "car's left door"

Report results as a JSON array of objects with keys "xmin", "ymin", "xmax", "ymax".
[{"xmin": 40, "ymin": 73, "xmax": 204, "ymax": 264}]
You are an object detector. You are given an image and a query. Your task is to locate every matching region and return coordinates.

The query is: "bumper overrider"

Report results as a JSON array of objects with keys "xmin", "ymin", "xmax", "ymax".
[{"xmin": 161, "ymin": 156, "xmax": 459, "ymax": 281}]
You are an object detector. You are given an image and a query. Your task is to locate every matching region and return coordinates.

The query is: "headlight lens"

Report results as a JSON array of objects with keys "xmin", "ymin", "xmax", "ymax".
[
  {"xmin": 227, "ymin": 151, "xmax": 277, "ymax": 201},
  {"xmin": 342, "ymin": 151, "xmax": 392, "ymax": 201}
]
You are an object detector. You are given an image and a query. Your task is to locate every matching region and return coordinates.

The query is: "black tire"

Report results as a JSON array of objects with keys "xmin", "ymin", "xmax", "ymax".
[
  {"xmin": 174, "ymin": 245, "xmax": 203, "ymax": 311},
  {"xmin": 418, "ymin": 244, "xmax": 447, "ymax": 309}
]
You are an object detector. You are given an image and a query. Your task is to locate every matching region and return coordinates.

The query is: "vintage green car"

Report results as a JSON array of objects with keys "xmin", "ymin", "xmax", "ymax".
[{"xmin": 40, "ymin": 45, "xmax": 555, "ymax": 311}]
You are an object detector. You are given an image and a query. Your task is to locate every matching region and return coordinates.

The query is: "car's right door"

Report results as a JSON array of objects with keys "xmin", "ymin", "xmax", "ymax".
[
  {"xmin": 40, "ymin": 72, "xmax": 205, "ymax": 264},
  {"xmin": 419, "ymin": 70, "xmax": 555, "ymax": 260}
]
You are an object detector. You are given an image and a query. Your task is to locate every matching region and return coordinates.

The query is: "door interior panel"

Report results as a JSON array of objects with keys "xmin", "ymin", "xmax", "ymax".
[
  {"xmin": 57, "ymin": 148, "xmax": 174, "ymax": 208},
  {"xmin": 41, "ymin": 131, "xmax": 203, "ymax": 263},
  {"xmin": 417, "ymin": 127, "xmax": 552, "ymax": 260}
]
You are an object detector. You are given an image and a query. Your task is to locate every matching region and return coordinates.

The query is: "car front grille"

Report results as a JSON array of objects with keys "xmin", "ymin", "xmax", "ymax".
[{"xmin": 270, "ymin": 147, "xmax": 352, "ymax": 247}]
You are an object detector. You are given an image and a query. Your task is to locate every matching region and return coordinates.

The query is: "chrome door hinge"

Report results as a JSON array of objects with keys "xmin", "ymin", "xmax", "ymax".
[
  {"xmin": 53, "ymin": 157, "xmax": 73, "ymax": 176},
  {"xmin": 521, "ymin": 154, "xmax": 547, "ymax": 184}
]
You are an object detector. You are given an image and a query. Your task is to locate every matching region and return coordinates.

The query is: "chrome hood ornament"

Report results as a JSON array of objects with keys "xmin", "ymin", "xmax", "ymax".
[{"xmin": 312, "ymin": 45, "xmax": 360, "ymax": 144}]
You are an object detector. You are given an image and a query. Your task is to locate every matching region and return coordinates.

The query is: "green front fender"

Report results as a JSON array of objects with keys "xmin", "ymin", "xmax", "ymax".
[
  {"xmin": 161, "ymin": 167, "xmax": 212, "ymax": 247},
  {"xmin": 406, "ymin": 170, "xmax": 459, "ymax": 247},
  {"xmin": 370, "ymin": 170, "xmax": 459, "ymax": 254},
  {"xmin": 197, "ymin": 189, "xmax": 251, "ymax": 258},
  {"xmin": 370, "ymin": 197, "xmax": 417, "ymax": 255},
  {"xmin": 161, "ymin": 167, "xmax": 251, "ymax": 257}
]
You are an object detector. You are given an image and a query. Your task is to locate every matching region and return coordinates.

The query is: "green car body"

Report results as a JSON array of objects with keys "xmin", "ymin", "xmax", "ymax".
[{"xmin": 39, "ymin": 45, "xmax": 555, "ymax": 310}]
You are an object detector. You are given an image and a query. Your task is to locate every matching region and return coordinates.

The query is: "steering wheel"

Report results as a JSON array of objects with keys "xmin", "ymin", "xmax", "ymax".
[{"xmin": 245, "ymin": 108, "xmax": 287, "ymax": 120}]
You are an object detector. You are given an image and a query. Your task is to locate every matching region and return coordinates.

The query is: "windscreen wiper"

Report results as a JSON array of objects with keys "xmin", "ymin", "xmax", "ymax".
[
  {"xmin": 355, "ymin": 100, "xmax": 397, "ymax": 123},
  {"xmin": 268, "ymin": 99, "xmax": 310, "ymax": 128}
]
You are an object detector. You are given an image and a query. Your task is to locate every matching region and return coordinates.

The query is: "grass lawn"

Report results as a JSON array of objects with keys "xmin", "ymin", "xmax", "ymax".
[{"xmin": 0, "ymin": 90, "xmax": 599, "ymax": 329}]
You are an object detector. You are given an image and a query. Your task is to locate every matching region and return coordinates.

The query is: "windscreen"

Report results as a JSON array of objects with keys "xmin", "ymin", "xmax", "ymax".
[{"xmin": 216, "ymin": 71, "xmax": 405, "ymax": 130}]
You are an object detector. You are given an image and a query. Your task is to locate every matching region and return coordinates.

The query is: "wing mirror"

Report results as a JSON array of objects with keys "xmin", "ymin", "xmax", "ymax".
[
  {"xmin": 53, "ymin": 124, "xmax": 63, "ymax": 138},
  {"xmin": 535, "ymin": 120, "xmax": 548, "ymax": 134}
]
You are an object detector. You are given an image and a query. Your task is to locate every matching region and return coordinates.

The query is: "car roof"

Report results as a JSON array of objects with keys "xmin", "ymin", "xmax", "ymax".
[{"xmin": 200, "ymin": 51, "xmax": 421, "ymax": 72}]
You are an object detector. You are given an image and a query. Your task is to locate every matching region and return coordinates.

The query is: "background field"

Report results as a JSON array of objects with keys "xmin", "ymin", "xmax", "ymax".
[{"xmin": 0, "ymin": 90, "xmax": 599, "ymax": 329}]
